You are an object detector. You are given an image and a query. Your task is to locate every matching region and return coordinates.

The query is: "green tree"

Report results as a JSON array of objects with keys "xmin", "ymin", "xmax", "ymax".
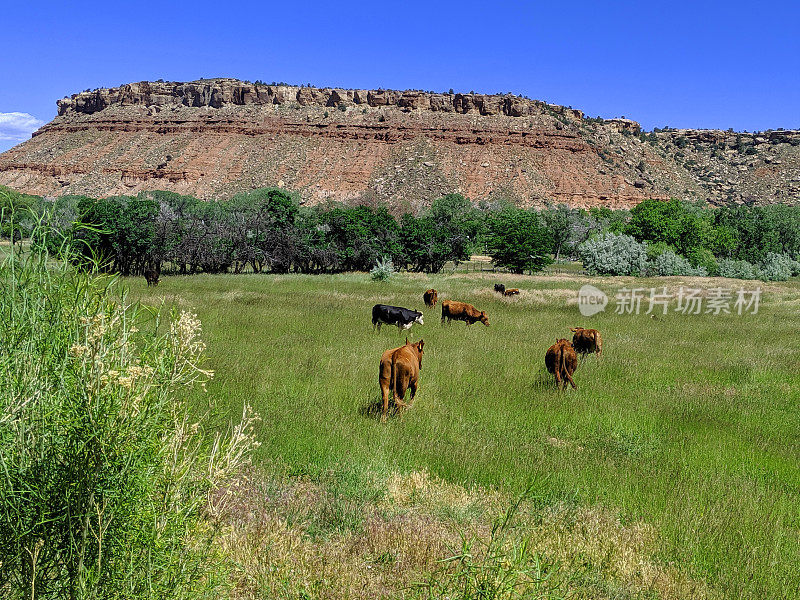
[{"xmin": 487, "ymin": 207, "xmax": 552, "ymax": 274}]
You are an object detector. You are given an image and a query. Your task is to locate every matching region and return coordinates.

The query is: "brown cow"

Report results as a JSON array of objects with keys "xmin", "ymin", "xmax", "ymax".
[
  {"xmin": 441, "ymin": 300, "xmax": 489, "ymax": 326},
  {"xmin": 570, "ymin": 327, "xmax": 603, "ymax": 359},
  {"xmin": 545, "ymin": 339, "xmax": 578, "ymax": 390},
  {"xmin": 144, "ymin": 267, "xmax": 160, "ymax": 286},
  {"xmin": 503, "ymin": 288, "xmax": 520, "ymax": 296},
  {"xmin": 423, "ymin": 288, "xmax": 438, "ymax": 308},
  {"xmin": 379, "ymin": 338, "xmax": 424, "ymax": 422}
]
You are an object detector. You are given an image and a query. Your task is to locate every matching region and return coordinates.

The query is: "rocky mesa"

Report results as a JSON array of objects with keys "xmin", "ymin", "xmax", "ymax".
[{"xmin": 0, "ymin": 78, "xmax": 798, "ymax": 209}]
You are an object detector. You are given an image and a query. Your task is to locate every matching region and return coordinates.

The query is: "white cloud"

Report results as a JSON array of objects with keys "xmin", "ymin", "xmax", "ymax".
[{"xmin": 0, "ymin": 112, "xmax": 45, "ymax": 143}]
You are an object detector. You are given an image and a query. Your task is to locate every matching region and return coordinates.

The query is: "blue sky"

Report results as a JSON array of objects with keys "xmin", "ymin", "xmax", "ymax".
[{"xmin": 1, "ymin": 0, "xmax": 798, "ymax": 152}]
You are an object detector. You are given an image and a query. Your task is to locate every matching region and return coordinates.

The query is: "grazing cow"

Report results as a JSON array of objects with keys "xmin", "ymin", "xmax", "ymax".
[
  {"xmin": 423, "ymin": 288, "xmax": 438, "ymax": 308},
  {"xmin": 570, "ymin": 327, "xmax": 603, "ymax": 359},
  {"xmin": 494, "ymin": 283, "xmax": 506, "ymax": 294},
  {"xmin": 545, "ymin": 339, "xmax": 578, "ymax": 390},
  {"xmin": 441, "ymin": 300, "xmax": 489, "ymax": 327},
  {"xmin": 379, "ymin": 338, "xmax": 425, "ymax": 422},
  {"xmin": 503, "ymin": 288, "xmax": 520, "ymax": 296},
  {"xmin": 372, "ymin": 304, "xmax": 424, "ymax": 332},
  {"xmin": 144, "ymin": 267, "xmax": 160, "ymax": 286}
]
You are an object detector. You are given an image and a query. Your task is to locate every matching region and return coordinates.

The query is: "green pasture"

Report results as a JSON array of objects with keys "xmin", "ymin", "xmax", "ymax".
[{"xmin": 129, "ymin": 270, "xmax": 800, "ymax": 598}]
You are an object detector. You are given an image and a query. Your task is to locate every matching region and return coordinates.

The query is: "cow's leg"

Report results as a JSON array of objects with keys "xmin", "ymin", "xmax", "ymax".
[
  {"xmin": 408, "ymin": 381, "xmax": 417, "ymax": 406},
  {"xmin": 554, "ymin": 369, "xmax": 562, "ymax": 389},
  {"xmin": 381, "ymin": 381, "xmax": 390, "ymax": 423}
]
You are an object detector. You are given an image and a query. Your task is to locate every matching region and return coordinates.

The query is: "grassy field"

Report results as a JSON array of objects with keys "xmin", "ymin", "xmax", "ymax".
[{"xmin": 128, "ymin": 269, "xmax": 800, "ymax": 599}]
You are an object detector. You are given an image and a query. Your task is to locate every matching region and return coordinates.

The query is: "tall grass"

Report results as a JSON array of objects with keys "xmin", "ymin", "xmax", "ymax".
[{"xmin": 0, "ymin": 215, "xmax": 259, "ymax": 599}]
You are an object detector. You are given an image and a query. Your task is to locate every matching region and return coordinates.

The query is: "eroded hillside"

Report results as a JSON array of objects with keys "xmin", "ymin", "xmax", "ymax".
[{"xmin": 0, "ymin": 79, "xmax": 797, "ymax": 209}]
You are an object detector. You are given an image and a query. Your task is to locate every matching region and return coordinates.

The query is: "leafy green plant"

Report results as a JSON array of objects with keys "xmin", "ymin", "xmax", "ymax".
[
  {"xmin": 0, "ymin": 217, "xmax": 258, "ymax": 599},
  {"xmin": 370, "ymin": 256, "xmax": 395, "ymax": 281},
  {"xmin": 686, "ymin": 247, "xmax": 719, "ymax": 276}
]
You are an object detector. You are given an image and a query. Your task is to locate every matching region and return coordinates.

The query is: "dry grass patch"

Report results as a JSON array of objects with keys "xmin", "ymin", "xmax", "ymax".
[{"xmin": 208, "ymin": 469, "xmax": 716, "ymax": 600}]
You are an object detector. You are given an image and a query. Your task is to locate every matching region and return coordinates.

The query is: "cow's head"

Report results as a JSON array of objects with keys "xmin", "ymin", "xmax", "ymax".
[
  {"xmin": 415, "ymin": 339, "xmax": 425, "ymax": 369},
  {"xmin": 480, "ymin": 311, "xmax": 489, "ymax": 326},
  {"xmin": 414, "ymin": 310, "xmax": 424, "ymax": 326}
]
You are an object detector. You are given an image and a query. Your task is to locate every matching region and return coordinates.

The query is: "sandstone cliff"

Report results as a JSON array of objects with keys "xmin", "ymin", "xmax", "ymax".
[{"xmin": 0, "ymin": 78, "xmax": 797, "ymax": 209}]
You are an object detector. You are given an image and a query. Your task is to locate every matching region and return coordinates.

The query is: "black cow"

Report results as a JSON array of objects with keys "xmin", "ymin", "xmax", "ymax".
[
  {"xmin": 372, "ymin": 304, "xmax": 424, "ymax": 332},
  {"xmin": 494, "ymin": 283, "xmax": 506, "ymax": 294}
]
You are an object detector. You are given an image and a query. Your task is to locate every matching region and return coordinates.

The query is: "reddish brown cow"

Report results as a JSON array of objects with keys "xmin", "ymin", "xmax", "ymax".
[
  {"xmin": 441, "ymin": 300, "xmax": 489, "ymax": 326},
  {"xmin": 545, "ymin": 339, "xmax": 578, "ymax": 390},
  {"xmin": 379, "ymin": 338, "xmax": 425, "ymax": 422},
  {"xmin": 570, "ymin": 327, "xmax": 603, "ymax": 359},
  {"xmin": 503, "ymin": 288, "xmax": 520, "ymax": 296},
  {"xmin": 423, "ymin": 288, "xmax": 438, "ymax": 308}
]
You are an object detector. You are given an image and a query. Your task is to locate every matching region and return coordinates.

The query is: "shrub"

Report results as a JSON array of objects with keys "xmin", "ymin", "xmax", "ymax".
[
  {"xmin": 650, "ymin": 249, "xmax": 708, "ymax": 276},
  {"xmin": 645, "ymin": 241, "xmax": 675, "ymax": 261},
  {"xmin": 0, "ymin": 228, "xmax": 257, "ymax": 598},
  {"xmin": 717, "ymin": 258, "xmax": 758, "ymax": 279},
  {"xmin": 579, "ymin": 233, "xmax": 648, "ymax": 276},
  {"xmin": 757, "ymin": 252, "xmax": 799, "ymax": 281},
  {"xmin": 370, "ymin": 256, "xmax": 395, "ymax": 281},
  {"xmin": 686, "ymin": 247, "xmax": 719, "ymax": 276}
]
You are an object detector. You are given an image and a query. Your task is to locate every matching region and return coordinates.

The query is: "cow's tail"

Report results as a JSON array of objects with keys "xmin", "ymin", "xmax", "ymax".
[{"xmin": 390, "ymin": 354, "xmax": 397, "ymax": 400}]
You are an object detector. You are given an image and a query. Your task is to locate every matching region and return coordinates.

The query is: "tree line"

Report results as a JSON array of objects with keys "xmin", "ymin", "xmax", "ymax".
[{"xmin": 1, "ymin": 185, "xmax": 798, "ymax": 278}]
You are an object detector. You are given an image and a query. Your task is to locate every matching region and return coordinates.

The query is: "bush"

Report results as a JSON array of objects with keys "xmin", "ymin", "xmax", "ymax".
[
  {"xmin": 718, "ymin": 258, "xmax": 758, "ymax": 279},
  {"xmin": 757, "ymin": 252, "xmax": 799, "ymax": 281},
  {"xmin": 579, "ymin": 233, "xmax": 648, "ymax": 276},
  {"xmin": 0, "ymin": 230, "xmax": 258, "ymax": 598},
  {"xmin": 370, "ymin": 256, "xmax": 395, "ymax": 281},
  {"xmin": 686, "ymin": 247, "xmax": 719, "ymax": 276},
  {"xmin": 649, "ymin": 250, "xmax": 708, "ymax": 276},
  {"xmin": 645, "ymin": 241, "xmax": 675, "ymax": 261}
]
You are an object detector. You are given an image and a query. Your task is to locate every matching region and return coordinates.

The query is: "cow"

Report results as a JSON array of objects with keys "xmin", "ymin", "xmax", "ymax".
[
  {"xmin": 494, "ymin": 283, "xmax": 506, "ymax": 294},
  {"xmin": 144, "ymin": 267, "xmax": 160, "ymax": 286},
  {"xmin": 570, "ymin": 327, "xmax": 603, "ymax": 359},
  {"xmin": 441, "ymin": 300, "xmax": 489, "ymax": 327},
  {"xmin": 423, "ymin": 289, "xmax": 438, "ymax": 308},
  {"xmin": 545, "ymin": 339, "xmax": 578, "ymax": 390},
  {"xmin": 379, "ymin": 338, "xmax": 424, "ymax": 422},
  {"xmin": 372, "ymin": 304, "xmax": 424, "ymax": 333},
  {"xmin": 503, "ymin": 288, "xmax": 520, "ymax": 296}
]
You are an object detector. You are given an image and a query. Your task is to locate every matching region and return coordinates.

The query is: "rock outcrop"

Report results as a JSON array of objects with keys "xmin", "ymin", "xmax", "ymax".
[{"xmin": 1, "ymin": 78, "xmax": 797, "ymax": 209}]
